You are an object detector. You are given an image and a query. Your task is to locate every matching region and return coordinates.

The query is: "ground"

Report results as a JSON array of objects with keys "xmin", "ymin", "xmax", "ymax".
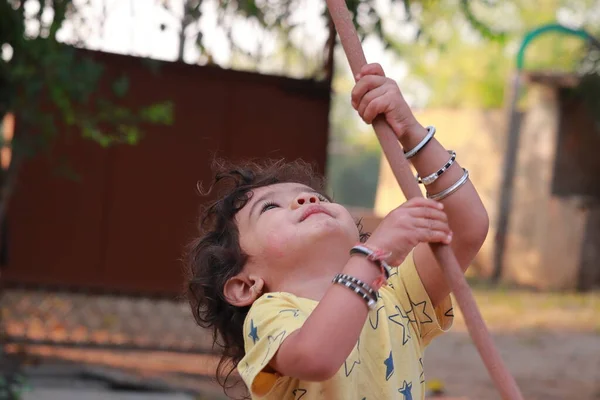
[
  {"xmin": 425, "ymin": 281, "xmax": 600, "ymax": 400},
  {"xmin": 10, "ymin": 281, "xmax": 600, "ymax": 399}
]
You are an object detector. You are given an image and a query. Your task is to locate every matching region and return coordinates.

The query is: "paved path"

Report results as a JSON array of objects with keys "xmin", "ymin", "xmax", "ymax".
[
  {"xmin": 24, "ymin": 388, "xmax": 194, "ymax": 400},
  {"xmin": 21, "ymin": 362, "xmax": 200, "ymax": 400}
]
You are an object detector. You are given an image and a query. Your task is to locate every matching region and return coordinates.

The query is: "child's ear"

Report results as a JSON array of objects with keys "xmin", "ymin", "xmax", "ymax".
[{"xmin": 223, "ymin": 274, "xmax": 265, "ymax": 307}]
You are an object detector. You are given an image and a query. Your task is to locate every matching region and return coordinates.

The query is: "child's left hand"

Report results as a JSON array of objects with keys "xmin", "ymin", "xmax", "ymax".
[{"xmin": 350, "ymin": 63, "xmax": 418, "ymax": 139}]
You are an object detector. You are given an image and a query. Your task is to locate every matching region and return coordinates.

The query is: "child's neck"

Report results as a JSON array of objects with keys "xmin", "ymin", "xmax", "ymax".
[{"xmin": 270, "ymin": 242, "xmax": 352, "ymax": 301}]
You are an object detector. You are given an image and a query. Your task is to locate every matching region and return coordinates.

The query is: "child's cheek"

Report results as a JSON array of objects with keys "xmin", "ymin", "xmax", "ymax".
[{"xmin": 263, "ymin": 228, "xmax": 297, "ymax": 259}]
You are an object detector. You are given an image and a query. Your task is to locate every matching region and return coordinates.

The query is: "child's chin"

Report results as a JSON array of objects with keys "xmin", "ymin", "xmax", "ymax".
[{"xmin": 306, "ymin": 218, "xmax": 351, "ymax": 239}]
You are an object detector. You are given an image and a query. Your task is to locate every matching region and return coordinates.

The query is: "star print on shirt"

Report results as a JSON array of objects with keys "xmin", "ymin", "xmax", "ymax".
[
  {"xmin": 405, "ymin": 303, "xmax": 417, "ymax": 323},
  {"xmin": 279, "ymin": 309, "xmax": 301, "ymax": 317},
  {"xmin": 248, "ymin": 319, "xmax": 259, "ymax": 344},
  {"xmin": 239, "ymin": 361, "xmax": 256, "ymax": 380},
  {"xmin": 260, "ymin": 330, "xmax": 287, "ymax": 366},
  {"xmin": 292, "ymin": 388, "xmax": 307, "ymax": 399},
  {"xmin": 398, "ymin": 381, "xmax": 413, "ymax": 400},
  {"xmin": 369, "ymin": 305, "xmax": 384, "ymax": 330},
  {"xmin": 445, "ymin": 307, "xmax": 454, "ymax": 317},
  {"xmin": 410, "ymin": 299, "xmax": 433, "ymax": 324},
  {"xmin": 388, "ymin": 305, "xmax": 412, "ymax": 345},
  {"xmin": 418, "ymin": 358, "xmax": 424, "ymax": 384},
  {"xmin": 344, "ymin": 338, "xmax": 361, "ymax": 377},
  {"xmin": 384, "ymin": 351, "xmax": 394, "ymax": 381}
]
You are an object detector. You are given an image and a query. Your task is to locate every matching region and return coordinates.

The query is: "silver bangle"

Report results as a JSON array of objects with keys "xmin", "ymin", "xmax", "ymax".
[
  {"xmin": 350, "ymin": 245, "xmax": 392, "ymax": 278},
  {"xmin": 427, "ymin": 168, "xmax": 470, "ymax": 201},
  {"xmin": 332, "ymin": 274, "xmax": 378, "ymax": 309},
  {"xmin": 404, "ymin": 126, "xmax": 436, "ymax": 159},
  {"xmin": 335, "ymin": 273, "xmax": 378, "ymax": 300},
  {"xmin": 416, "ymin": 150, "xmax": 457, "ymax": 186}
]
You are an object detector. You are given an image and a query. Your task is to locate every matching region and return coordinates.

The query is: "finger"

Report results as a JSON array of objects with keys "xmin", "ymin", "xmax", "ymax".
[
  {"xmin": 351, "ymin": 75, "xmax": 387, "ymax": 108},
  {"xmin": 417, "ymin": 226, "xmax": 453, "ymax": 244},
  {"xmin": 357, "ymin": 63, "xmax": 386, "ymax": 80},
  {"xmin": 412, "ymin": 217, "xmax": 451, "ymax": 234},
  {"xmin": 408, "ymin": 207, "xmax": 448, "ymax": 223},
  {"xmin": 351, "ymin": 75, "xmax": 388, "ymax": 108},
  {"xmin": 403, "ymin": 197, "xmax": 444, "ymax": 210},
  {"xmin": 362, "ymin": 94, "xmax": 391, "ymax": 124},
  {"xmin": 364, "ymin": 94, "xmax": 395, "ymax": 124},
  {"xmin": 357, "ymin": 85, "xmax": 387, "ymax": 118}
]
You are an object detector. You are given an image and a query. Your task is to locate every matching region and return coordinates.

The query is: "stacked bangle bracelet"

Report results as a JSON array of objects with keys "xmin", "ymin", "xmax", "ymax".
[
  {"xmin": 406, "ymin": 125, "xmax": 470, "ymax": 202},
  {"xmin": 404, "ymin": 126, "xmax": 436, "ymax": 159},
  {"xmin": 332, "ymin": 273, "xmax": 378, "ymax": 309},
  {"xmin": 416, "ymin": 150, "xmax": 456, "ymax": 186},
  {"xmin": 427, "ymin": 168, "xmax": 470, "ymax": 201}
]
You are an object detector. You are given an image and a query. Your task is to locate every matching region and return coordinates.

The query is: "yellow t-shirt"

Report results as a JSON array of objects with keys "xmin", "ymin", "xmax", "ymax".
[{"xmin": 238, "ymin": 254, "xmax": 453, "ymax": 400}]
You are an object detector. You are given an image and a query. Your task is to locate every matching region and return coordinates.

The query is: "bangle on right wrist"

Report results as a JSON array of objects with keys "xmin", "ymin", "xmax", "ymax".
[{"xmin": 350, "ymin": 244, "xmax": 392, "ymax": 279}]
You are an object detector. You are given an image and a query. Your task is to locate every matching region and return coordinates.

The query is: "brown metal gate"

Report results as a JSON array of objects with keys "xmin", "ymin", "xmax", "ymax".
[{"xmin": 1, "ymin": 49, "xmax": 331, "ymax": 352}]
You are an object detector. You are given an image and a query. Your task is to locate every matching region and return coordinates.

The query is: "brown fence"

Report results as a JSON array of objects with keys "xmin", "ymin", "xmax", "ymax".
[{"xmin": 3, "ymin": 49, "xmax": 331, "ymax": 296}]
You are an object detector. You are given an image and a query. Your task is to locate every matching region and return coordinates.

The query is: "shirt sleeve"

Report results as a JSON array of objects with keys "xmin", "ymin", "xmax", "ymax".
[
  {"xmin": 238, "ymin": 293, "xmax": 307, "ymax": 397},
  {"xmin": 386, "ymin": 251, "xmax": 453, "ymax": 347}
]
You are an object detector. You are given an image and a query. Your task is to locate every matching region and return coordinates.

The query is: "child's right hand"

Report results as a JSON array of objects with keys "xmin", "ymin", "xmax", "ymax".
[{"xmin": 365, "ymin": 198, "xmax": 452, "ymax": 266}]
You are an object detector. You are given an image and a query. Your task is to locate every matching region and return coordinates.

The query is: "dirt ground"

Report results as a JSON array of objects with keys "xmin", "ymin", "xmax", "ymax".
[
  {"xmin": 15, "ymin": 284, "xmax": 600, "ymax": 399},
  {"xmin": 427, "ymin": 331, "xmax": 600, "ymax": 399},
  {"xmin": 425, "ymin": 284, "xmax": 600, "ymax": 399}
]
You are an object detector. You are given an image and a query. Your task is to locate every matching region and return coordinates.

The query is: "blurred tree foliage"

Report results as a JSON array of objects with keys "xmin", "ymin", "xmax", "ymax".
[
  {"xmin": 180, "ymin": 1, "xmax": 599, "ymax": 105},
  {"xmin": 175, "ymin": 0, "xmax": 599, "ymax": 208},
  {"xmin": 386, "ymin": 0, "xmax": 600, "ymax": 108},
  {"xmin": 0, "ymin": 1, "xmax": 173, "ymax": 229},
  {"xmin": 160, "ymin": 0, "xmax": 600, "ymax": 208}
]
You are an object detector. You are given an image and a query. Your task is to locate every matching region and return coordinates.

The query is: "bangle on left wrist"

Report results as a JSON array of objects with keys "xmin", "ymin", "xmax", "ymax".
[{"xmin": 403, "ymin": 126, "xmax": 436, "ymax": 159}]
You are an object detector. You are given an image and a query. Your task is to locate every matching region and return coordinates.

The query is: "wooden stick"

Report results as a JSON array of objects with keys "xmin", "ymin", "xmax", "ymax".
[{"xmin": 325, "ymin": 2, "xmax": 524, "ymax": 399}]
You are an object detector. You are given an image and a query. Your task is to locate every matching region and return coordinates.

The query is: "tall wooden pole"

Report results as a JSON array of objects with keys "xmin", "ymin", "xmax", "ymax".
[{"xmin": 325, "ymin": 2, "xmax": 524, "ymax": 399}]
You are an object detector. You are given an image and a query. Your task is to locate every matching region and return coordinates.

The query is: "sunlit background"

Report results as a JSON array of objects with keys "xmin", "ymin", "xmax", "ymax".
[{"xmin": 1, "ymin": 1, "xmax": 600, "ymax": 399}]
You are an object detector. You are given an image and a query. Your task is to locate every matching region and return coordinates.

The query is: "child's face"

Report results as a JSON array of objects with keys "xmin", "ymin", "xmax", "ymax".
[{"xmin": 235, "ymin": 182, "xmax": 359, "ymax": 279}]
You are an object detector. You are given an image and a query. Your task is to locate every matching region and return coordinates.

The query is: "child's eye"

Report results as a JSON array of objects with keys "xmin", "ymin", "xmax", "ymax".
[{"xmin": 260, "ymin": 201, "xmax": 279, "ymax": 214}]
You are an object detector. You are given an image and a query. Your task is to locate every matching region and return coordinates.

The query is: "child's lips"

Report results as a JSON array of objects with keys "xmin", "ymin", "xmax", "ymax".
[{"xmin": 299, "ymin": 205, "xmax": 332, "ymax": 222}]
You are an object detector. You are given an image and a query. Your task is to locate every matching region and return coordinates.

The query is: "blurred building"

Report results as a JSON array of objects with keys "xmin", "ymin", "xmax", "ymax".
[{"xmin": 374, "ymin": 72, "xmax": 600, "ymax": 291}]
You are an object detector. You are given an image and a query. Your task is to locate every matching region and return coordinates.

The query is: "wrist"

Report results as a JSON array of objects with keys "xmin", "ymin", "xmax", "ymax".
[
  {"xmin": 398, "ymin": 121, "xmax": 428, "ymax": 149},
  {"xmin": 342, "ymin": 256, "xmax": 383, "ymax": 287}
]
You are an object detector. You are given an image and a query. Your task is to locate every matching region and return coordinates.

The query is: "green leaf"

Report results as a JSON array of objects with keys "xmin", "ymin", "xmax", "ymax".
[
  {"xmin": 140, "ymin": 102, "xmax": 173, "ymax": 124},
  {"xmin": 82, "ymin": 123, "xmax": 111, "ymax": 147},
  {"xmin": 112, "ymin": 75, "xmax": 130, "ymax": 98},
  {"xmin": 120, "ymin": 125, "xmax": 141, "ymax": 145}
]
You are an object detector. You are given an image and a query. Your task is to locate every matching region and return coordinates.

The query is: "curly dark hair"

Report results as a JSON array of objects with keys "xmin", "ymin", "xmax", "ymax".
[{"xmin": 184, "ymin": 158, "xmax": 368, "ymax": 396}]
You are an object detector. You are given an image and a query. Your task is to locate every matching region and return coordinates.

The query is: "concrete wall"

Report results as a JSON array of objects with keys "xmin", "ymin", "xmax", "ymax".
[{"xmin": 503, "ymin": 85, "xmax": 587, "ymax": 289}]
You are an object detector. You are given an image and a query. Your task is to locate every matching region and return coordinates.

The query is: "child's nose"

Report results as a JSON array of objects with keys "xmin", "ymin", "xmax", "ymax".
[{"xmin": 292, "ymin": 193, "xmax": 320, "ymax": 209}]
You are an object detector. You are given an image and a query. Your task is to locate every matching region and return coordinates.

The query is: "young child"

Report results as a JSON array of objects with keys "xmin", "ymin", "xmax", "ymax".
[{"xmin": 186, "ymin": 63, "xmax": 489, "ymax": 400}]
